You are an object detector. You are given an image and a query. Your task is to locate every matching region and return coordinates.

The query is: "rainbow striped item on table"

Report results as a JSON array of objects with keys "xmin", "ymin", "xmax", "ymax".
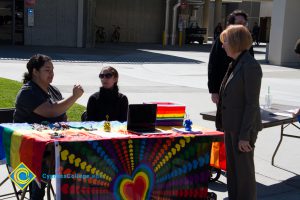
[{"xmin": 145, "ymin": 102, "xmax": 186, "ymax": 126}]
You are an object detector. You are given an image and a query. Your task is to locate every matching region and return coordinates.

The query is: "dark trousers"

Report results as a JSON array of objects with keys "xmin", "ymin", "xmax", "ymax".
[
  {"xmin": 29, "ymin": 181, "xmax": 46, "ymax": 200},
  {"xmin": 225, "ymin": 131, "xmax": 257, "ymax": 200},
  {"xmin": 29, "ymin": 156, "xmax": 50, "ymax": 200},
  {"xmin": 29, "ymin": 147, "xmax": 54, "ymax": 200}
]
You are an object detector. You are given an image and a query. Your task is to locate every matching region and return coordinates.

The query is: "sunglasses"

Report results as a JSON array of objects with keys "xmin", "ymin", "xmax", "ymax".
[{"xmin": 99, "ymin": 73, "xmax": 113, "ymax": 79}]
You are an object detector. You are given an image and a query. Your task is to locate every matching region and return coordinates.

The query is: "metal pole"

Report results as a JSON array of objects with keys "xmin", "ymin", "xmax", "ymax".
[
  {"xmin": 171, "ymin": 0, "xmax": 181, "ymax": 45},
  {"xmin": 179, "ymin": 31, "xmax": 183, "ymax": 47},
  {"xmin": 163, "ymin": 0, "xmax": 171, "ymax": 46}
]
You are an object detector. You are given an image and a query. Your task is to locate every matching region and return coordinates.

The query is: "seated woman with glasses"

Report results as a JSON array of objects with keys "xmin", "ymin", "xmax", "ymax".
[{"xmin": 83, "ymin": 66, "xmax": 128, "ymax": 122}]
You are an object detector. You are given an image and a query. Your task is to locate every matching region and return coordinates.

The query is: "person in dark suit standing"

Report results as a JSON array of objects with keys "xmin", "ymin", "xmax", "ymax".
[
  {"xmin": 252, "ymin": 22, "xmax": 260, "ymax": 46},
  {"xmin": 214, "ymin": 22, "xmax": 223, "ymax": 40},
  {"xmin": 208, "ymin": 10, "xmax": 254, "ymax": 108},
  {"xmin": 217, "ymin": 25, "xmax": 263, "ymax": 200}
]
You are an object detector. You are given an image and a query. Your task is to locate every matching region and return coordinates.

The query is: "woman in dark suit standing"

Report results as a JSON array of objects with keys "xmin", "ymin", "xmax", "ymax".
[{"xmin": 217, "ymin": 25, "xmax": 263, "ymax": 200}]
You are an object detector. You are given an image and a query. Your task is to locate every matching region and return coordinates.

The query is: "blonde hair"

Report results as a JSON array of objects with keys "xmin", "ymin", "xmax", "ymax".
[{"xmin": 220, "ymin": 25, "xmax": 252, "ymax": 53}]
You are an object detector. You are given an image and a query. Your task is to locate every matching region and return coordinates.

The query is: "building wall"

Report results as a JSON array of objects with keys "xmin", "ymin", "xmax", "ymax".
[
  {"xmin": 260, "ymin": 1, "xmax": 272, "ymax": 17},
  {"xmin": 95, "ymin": 0, "xmax": 165, "ymax": 43},
  {"xmin": 269, "ymin": 0, "xmax": 300, "ymax": 65},
  {"xmin": 208, "ymin": 3, "xmax": 226, "ymax": 38},
  {"xmin": 24, "ymin": 0, "xmax": 78, "ymax": 47},
  {"xmin": 224, "ymin": 2, "xmax": 239, "ymax": 21},
  {"xmin": 240, "ymin": 1, "xmax": 260, "ymax": 30}
]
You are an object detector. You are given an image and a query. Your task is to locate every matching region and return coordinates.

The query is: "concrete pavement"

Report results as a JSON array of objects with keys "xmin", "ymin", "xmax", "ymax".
[{"xmin": 0, "ymin": 43, "xmax": 299, "ymax": 199}]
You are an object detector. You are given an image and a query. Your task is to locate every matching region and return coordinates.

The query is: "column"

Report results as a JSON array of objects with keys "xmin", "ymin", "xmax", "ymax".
[
  {"xmin": 214, "ymin": 0, "xmax": 222, "ymax": 29},
  {"xmin": 171, "ymin": 1, "xmax": 181, "ymax": 46},
  {"xmin": 203, "ymin": 0, "xmax": 210, "ymax": 42},
  {"xmin": 163, "ymin": 0, "xmax": 171, "ymax": 46}
]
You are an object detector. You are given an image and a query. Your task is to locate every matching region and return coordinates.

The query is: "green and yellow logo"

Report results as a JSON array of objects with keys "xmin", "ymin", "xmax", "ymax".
[{"xmin": 9, "ymin": 162, "xmax": 36, "ymax": 190}]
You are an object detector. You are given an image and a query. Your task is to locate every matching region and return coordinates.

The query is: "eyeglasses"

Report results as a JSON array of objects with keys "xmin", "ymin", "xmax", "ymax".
[{"xmin": 99, "ymin": 73, "xmax": 113, "ymax": 79}]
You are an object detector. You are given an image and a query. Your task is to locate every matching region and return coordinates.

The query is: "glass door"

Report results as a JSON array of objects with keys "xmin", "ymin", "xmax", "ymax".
[
  {"xmin": 0, "ymin": 0, "xmax": 24, "ymax": 45},
  {"xmin": 14, "ymin": 0, "xmax": 24, "ymax": 44},
  {"xmin": 0, "ymin": 0, "xmax": 12, "ymax": 44}
]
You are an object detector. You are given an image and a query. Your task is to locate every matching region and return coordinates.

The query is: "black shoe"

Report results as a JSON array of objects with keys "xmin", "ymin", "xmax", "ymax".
[{"xmin": 207, "ymin": 192, "xmax": 217, "ymax": 200}]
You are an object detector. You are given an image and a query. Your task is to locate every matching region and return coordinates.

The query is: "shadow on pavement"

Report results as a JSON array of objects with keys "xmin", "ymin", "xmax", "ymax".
[
  {"xmin": 209, "ymin": 175, "xmax": 300, "ymax": 199},
  {"xmin": 257, "ymin": 175, "xmax": 300, "ymax": 199},
  {"xmin": 0, "ymin": 43, "xmax": 211, "ymax": 64},
  {"xmin": 209, "ymin": 180, "xmax": 227, "ymax": 193}
]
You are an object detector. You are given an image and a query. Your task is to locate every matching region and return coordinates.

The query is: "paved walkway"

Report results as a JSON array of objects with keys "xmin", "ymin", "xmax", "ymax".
[{"xmin": 0, "ymin": 43, "xmax": 299, "ymax": 199}]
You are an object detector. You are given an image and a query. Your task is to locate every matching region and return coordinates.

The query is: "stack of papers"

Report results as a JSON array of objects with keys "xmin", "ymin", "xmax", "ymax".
[
  {"xmin": 172, "ymin": 127, "xmax": 202, "ymax": 134},
  {"xmin": 273, "ymin": 108, "xmax": 299, "ymax": 118}
]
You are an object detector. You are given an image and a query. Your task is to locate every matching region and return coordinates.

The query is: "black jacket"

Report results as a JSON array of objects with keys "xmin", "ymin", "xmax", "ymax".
[
  {"xmin": 208, "ymin": 36, "xmax": 254, "ymax": 94},
  {"xmin": 85, "ymin": 87, "xmax": 128, "ymax": 122}
]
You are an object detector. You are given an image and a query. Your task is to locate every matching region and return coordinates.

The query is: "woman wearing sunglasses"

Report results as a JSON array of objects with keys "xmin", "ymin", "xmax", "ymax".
[{"xmin": 84, "ymin": 66, "xmax": 128, "ymax": 122}]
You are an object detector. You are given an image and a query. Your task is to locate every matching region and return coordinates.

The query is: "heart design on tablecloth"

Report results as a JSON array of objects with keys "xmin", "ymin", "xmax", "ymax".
[
  {"xmin": 113, "ymin": 164, "xmax": 154, "ymax": 200},
  {"xmin": 121, "ymin": 172, "xmax": 148, "ymax": 199}
]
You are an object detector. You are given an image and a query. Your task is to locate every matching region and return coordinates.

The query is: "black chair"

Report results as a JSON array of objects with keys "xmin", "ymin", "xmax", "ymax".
[
  {"xmin": 81, "ymin": 110, "xmax": 87, "ymax": 121},
  {"xmin": 0, "ymin": 107, "xmax": 15, "ymax": 123},
  {"xmin": 0, "ymin": 108, "xmax": 23, "ymax": 199}
]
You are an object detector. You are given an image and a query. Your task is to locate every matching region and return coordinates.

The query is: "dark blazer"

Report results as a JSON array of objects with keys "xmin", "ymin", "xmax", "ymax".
[
  {"xmin": 208, "ymin": 36, "xmax": 254, "ymax": 94},
  {"xmin": 221, "ymin": 51, "xmax": 263, "ymax": 141}
]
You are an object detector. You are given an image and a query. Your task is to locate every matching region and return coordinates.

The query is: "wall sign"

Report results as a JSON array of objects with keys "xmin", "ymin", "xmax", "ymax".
[
  {"xmin": 25, "ymin": 0, "xmax": 36, "ymax": 7},
  {"xmin": 27, "ymin": 8, "xmax": 34, "ymax": 27}
]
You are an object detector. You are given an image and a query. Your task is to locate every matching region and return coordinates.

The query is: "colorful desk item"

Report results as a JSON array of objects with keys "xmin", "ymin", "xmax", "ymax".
[
  {"xmin": 103, "ymin": 115, "xmax": 111, "ymax": 132},
  {"xmin": 146, "ymin": 102, "xmax": 186, "ymax": 126},
  {"xmin": 183, "ymin": 118, "xmax": 193, "ymax": 131}
]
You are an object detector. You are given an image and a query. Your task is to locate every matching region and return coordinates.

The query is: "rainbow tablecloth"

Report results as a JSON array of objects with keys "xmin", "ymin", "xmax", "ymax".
[{"xmin": 0, "ymin": 122, "xmax": 223, "ymax": 200}]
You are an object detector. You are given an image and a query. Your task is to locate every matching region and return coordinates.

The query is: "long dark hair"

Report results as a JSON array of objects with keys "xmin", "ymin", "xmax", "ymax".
[{"xmin": 23, "ymin": 54, "xmax": 52, "ymax": 84}]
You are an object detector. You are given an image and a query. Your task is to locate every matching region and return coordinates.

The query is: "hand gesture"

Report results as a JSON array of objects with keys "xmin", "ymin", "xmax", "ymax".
[{"xmin": 73, "ymin": 84, "xmax": 84, "ymax": 98}]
